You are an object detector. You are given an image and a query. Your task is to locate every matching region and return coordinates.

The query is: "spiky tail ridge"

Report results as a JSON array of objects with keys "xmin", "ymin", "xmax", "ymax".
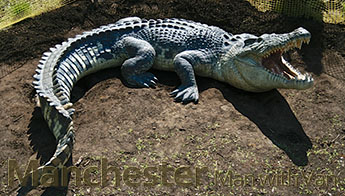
[{"xmin": 19, "ymin": 17, "xmax": 145, "ymax": 195}]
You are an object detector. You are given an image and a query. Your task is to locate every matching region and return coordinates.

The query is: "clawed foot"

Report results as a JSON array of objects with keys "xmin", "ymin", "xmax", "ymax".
[
  {"xmin": 127, "ymin": 72, "xmax": 158, "ymax": 88},
  {"xmin": 170, "ymin": 85, "xmax": 199, "ymax": 104}
]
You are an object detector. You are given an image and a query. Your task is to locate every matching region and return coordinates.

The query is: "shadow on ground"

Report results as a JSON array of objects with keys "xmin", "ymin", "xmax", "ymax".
[
  {"xmin": 299, "ymin": 19, "xmax": 324, "ymax": 75},
  {"xmin": 197, "ymin": 76, "xmax": 313, "ymax": 166},
  {"xmin": 154, "ymin": 69, "xmax": 313, "ymax": 166}
]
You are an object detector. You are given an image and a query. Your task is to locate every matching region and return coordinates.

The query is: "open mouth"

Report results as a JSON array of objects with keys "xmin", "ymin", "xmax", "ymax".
[{"xmin": 261, "ymin": 37, "xmax": 313, "ymax": 82}]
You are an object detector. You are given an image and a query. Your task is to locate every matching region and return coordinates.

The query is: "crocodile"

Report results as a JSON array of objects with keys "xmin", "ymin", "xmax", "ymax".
[{"xmin": 20, "ymin": 17, "xmax": 313, "ymax": 194}]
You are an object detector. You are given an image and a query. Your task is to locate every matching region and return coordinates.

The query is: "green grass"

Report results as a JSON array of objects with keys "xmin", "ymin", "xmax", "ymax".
[
  {"xmin": 0, "ymin": 0, "xmax": 345, "ymax": 30},
  {"xmin": 0, "ymin": 0, "xmax": 75, "ymax": 30},
  {"xmin": 9, "ymin": 0, "xmax": 31, "ymax": 18},
  {"xmin": 247, "ymin": 0, "xmax": 345, "ymax": 24}
]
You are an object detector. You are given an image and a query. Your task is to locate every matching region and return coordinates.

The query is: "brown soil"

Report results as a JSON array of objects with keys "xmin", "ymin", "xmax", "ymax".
[{"xmin": 0, "ymin": 0, "xmax": 344, "ymax": 195}]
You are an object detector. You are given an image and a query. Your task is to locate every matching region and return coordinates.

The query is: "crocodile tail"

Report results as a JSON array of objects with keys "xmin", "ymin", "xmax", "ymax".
[
  {"xmin": 32, "ymin": 43, "xmax": 76, "ymax": 164},
  {"xmin": 20, "ymin": 17, "xmax": 146, "ymax": 195},
  {"xmin": 19, "ymin": 41, "xmax": 76, "ymax": 195},
  {"xmin": 18, "ymin": 79, "xmax": 75, "ymax": 196},
  {"xmin": 38, "ymin": 95, "xmax": 75, "ymax": 169}
]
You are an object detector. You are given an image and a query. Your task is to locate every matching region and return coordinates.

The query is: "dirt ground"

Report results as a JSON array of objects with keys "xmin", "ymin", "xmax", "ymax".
[{"xmin": 0, "ymin": 0, "xmax": 344, "ymax": 195}]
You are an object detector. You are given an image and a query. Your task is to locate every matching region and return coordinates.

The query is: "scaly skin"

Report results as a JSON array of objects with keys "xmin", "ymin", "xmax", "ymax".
[{"xmin": 19, "ymin": 17, "xmax": 313, "ymax": 195}]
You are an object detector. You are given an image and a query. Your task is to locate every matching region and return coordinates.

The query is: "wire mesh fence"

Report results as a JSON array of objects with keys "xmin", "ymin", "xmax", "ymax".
[
  {"xmin": 247, "ymin": 0, "xmax": 345, "ymax": 24},
  {"xmin": 1, "ymin": 0, "xmax": 343, "ymax": 30},
  {"xmin": 0, "ymin": 0, "xmax": 76, "ymax": 30}
]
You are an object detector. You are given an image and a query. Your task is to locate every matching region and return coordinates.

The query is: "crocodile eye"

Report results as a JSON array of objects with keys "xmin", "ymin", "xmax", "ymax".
[{"xmin": 257, "ymin": 37, "xmax": 263, "ymax": 42}]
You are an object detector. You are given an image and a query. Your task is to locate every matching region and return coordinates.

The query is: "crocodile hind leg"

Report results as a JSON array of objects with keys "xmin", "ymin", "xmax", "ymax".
[
  {"xmin": 171, "ymin": 50, "xmax": 213, "ymax": 104},
  {"xmin": 120, "ymin": 36, "xmax": 157, "ymax": 88}
]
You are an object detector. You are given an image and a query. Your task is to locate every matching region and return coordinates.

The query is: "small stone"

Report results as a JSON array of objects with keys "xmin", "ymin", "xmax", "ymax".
[{"xmin": 220, "ymin": 105, "xmax": 230, "ymax": 111}]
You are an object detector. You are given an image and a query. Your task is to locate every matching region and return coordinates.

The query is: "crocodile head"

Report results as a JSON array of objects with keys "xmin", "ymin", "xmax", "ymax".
[{"xmin": 221, "ymin": 27, "xmax": 313, "ymax": 92}]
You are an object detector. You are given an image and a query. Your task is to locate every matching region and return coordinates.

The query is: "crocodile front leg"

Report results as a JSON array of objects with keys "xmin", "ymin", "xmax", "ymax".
[
  {"xmin": 171, "ymin": 50, "xmax": 211, "ymax": 104},
  {"xmin": 121, "ymin": 37, "xmax": 157, "ymax": 88}
]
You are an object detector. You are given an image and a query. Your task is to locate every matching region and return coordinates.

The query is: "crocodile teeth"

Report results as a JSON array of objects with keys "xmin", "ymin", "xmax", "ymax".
[
  {"xmin": 304, "ymin": 73, "xmax": 313, "ymax": 82},
  {"xmin": 296, "ymin": 40, "xmax": 302, "ymax": 49},
  {"xmin": 303, "ymin": 37, "xmax": 311, "ymax": 44},
  {"xmin": 281, "ymin": 56, "xmax": 300, "ymax": 76},
  {"xmin": 294, "ymin": 41, "xmax": 299, "ymax": 48}
]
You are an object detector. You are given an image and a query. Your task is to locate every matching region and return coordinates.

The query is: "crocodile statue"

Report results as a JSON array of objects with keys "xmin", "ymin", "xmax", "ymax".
[{"xmin": 19, "ymin": 17, "xmax": 313, "ymax": 194}]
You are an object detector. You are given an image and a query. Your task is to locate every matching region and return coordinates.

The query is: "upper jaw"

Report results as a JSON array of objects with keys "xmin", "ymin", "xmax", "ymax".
[
  {"xmin": 259, "ymin": 27, "xmax": 311, "ymax": 53},
  {"xmin": 255, "ymin": 28, "xmax": 313, "ymax": 87},
  {"xmin": 260, "ymin": 27, "xmax": 311, "ymax": 58}
]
